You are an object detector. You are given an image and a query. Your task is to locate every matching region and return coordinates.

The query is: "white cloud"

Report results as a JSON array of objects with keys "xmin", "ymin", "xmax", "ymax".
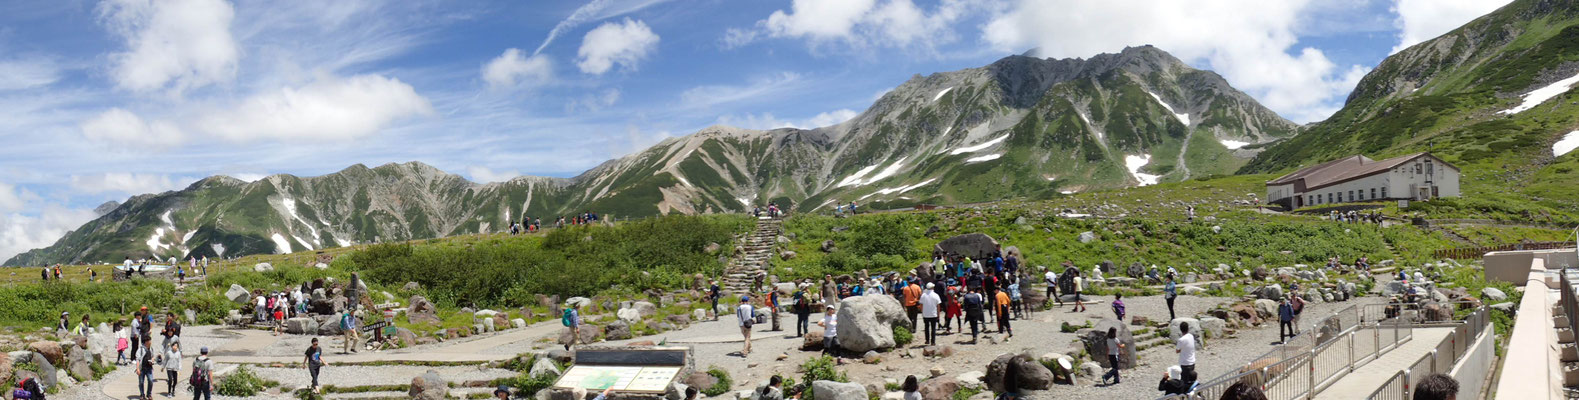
[
  {"xmin": 69, "ymin": 173, "xmax": 187, "ymax": 195},
  {"xmin": 532, "ymin": 0, "xmax": 674, "ymax": 55},
  {"xmin": 80, "ymin": 108, "xmax": 186, "ymax": 148},
  {"xmin": 679, "ymin": 72, "xmax": 803, "ymax": 110},
  {"xmin": 0, "ymin": 58, "xmax": 60, "ymax": 91},
  {"xmin": 467, "ymin": 166, "xmax": 521, "ymax": 183},
  {"xmin": 1391, "ymin": 0, "xmax": 1512, "ymax": 53},
  {"xmin": 98, "ymin": 0, "xmax": 239, "ymax": 94},
  {"xmin": 577, "ymin": 18, "xmax": 660, "ymax": 75},
  {"xmin": 982, "ymin": 0, "xmax": 1368, "ymax": 123},
  {"xmin": 197, "ymin": 74, "xmax": 433, "ymax": 142},
  {"xmin": 738, "ymin": 0, "xmax": 974, "ymax": 49},
  {"xmin": 0, "ymin": 183, "xmax": 24, "ymax": 213},
  {"xmin": 567, "ymin": 88, "xmax": 622, "ymax": 113},
  {"xmin": 483, "ymin": 48, "xmax": 554, "ymax": 88},
  {"xmin": 716, "ymin": 108, "xmax": 859, "ymax": 130},
  {"xmin": 0, "ymin": 206, "xmax": 99, "ymax": 264}
]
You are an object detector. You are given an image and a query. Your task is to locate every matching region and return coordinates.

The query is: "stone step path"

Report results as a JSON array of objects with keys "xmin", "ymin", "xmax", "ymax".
[{"xmin": 722, "ymin": 217, "xmax": 781, "ymax": 295}]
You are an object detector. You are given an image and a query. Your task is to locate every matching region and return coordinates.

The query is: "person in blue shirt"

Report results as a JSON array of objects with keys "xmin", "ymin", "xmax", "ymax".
[
  {"xmin": 1277, "ymin": 298, "xmax": 1296, "ymax": 344},
  {"xmin": 1164, "ymin": 273, "xmax": 1178, "ymax": 321}
]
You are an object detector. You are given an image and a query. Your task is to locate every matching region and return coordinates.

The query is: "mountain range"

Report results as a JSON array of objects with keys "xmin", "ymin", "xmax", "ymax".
[{"xmin": 13, "ymin": 0, "xmax": 1579, "ymax": 266}]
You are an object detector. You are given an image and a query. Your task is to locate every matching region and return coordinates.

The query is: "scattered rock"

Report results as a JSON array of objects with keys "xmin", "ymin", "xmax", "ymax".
[
  {"xmin": 1490, "ymin": 302, "xmax": 1514, "ymax": 312},
  {"xmin": 821, "ymin": 240, "xmax": 837, "ymax": 253},
  {"xmin": 1253, "ymin": 299, "xmax": 1278, "ymax": 320},
  {"xmin": 409, "ymin": 370, "xmax": 448, "ymax": 400},
  {"xmin": 407, "ymin": 296, "xmax": 441, "ymax": 325},
  {"xmin": 27, "ymin": 342, "xmax": 62, "ymax": 365},
  {"xmin": 1481, "ymin": 288, "xmax": 1507, "ymax": 302},
  {"xmin": 812, "ymin": 380, "xmax": 867, "ymax": 400},
  {"xmin": 606, "ymin": 321, "xmax": 632, "ymax": 341},
  {"xmin": 956, "ymin": 371, "xmax": 985, "ymax": 389},
  {"xmin": 934, "ymin": 233, "xmax": 1000, "ymax": 259},
  {"xmin": 285, "ymin": 317, "xmax": 317, "ymax": 335},
  {"xmin": 65, "ymin": 344, "xmax": 91, "ymax": 381},
  {"xmin": 1199, "ymin": 317, "xmax": 1226, "ymax": 339},
  {"xmin": 530, "ymin": 357, "xmax": 561, "ymax": 379},
  {"xmin": 802, "ymin": 330, "xmax": 825, "ymax": 351},
  {"xmin": 226, "ymin": 284, "xmax": 250, "ymax": 304},
  {"xmin": 1078, "ymin": 361, "xmax": 1103, "ymax": 378},
  {"xmin": 1080, "ymin": 319, "xmax": 1136, "ymax": 369},
  {"xmin": 986, "ymin": 353, "xmax": 1055, "ymax": 392},
  {"xmin": 682, "ymin": 371, "xmax": 717, "ymax": 391},
  {"xmin": 862, "ymin": 350, "xmax": 881, "ymax": 364},
  {"xmin": 253, "ymin": 263, "xmax": 274, "ymax": 272},
  {"xmin": 1258, "ymin": 284, "xmax": 1283, "ymax": 300},
  {"xmin": 835, "ymin": 295, "xmax": 908, "ymax": 352},
  {"xmin": 1252, "ymin": 266, "xmax": 1270, "ymax": 280},
  {"xmin": 547, "ymin": 348, "xmax": 574, "ymax": 364},
  {"xmin": 1077, "ymin": 231, "xmax": 1096, "ymax": 243}
]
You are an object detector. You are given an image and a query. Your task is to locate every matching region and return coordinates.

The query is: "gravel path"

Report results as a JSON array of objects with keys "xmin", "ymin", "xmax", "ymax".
[{"xmin": 248, "ymin": 364, "xmax": 516, "ymax": 390}]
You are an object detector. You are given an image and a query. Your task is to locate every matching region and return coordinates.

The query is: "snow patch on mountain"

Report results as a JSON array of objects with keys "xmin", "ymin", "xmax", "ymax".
[
  {"xmin": 181, "ymin": 230, "xmax": 196, "ymax": 244},
  {"xmin": 966, "ymin": 154, "xmax": 1002, "ymax": 163},
  {"xmin": 1555, "ymin": 131, "xmax": 1579, "ymax": 157},
  {"xmin": 837, "ymin": 164, "xmax": 883, "ymax": 187},
  {"xmin": 1079, "ymin": 112, "xmax": 1104, "ymax": 143},
  {"xmin": 863, "ymin": 158, "xmax": 907, "ymax": 185},
  {"xmin": 948, "ymin": 134, "xmax": 1009, "ymax": 155},
  {"xmin": 146, "ymin": 228, "xmax": 169, "ymax": 252},
  {"xmin": 934, "ymin": 87, "xmax": 953, "ymax": 102},
  {"xmin": 281, "ymin": 197, "xmax": 322, "ymax": 248},
  {"xmin": 1125, "ymin": 154, "xmax": 1161, "ymax": 186},
  {"xmin": 1501, "ymin": 72, "xmax": 1579, "ymax": 115},
  {"xmin": 874, "ymin": 178, "xmax": 939, "ymax": 196},
  {"xmin": 1220, "ymin": 140, "xmax": 1249, "ymax": 150},
  {"xmin": 1146, "ymin": 91, "xmax": 1190, "ymax": 125},
  {"xmin": 271, "ymin": 233, "xmax": 292, "ymax": 254}
]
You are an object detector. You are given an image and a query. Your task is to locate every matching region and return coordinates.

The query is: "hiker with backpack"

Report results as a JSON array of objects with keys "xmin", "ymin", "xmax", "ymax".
[
  {"xmin": 737, "ymin": 295, "xmax": 756, "ymax": 356},
  {"xmin": 136, "ymin": 337, "xmax": 155, "ymax": 399},
  {"xmin": 304, "ymin": 338, "xmax": 324, "ymax": 394},
  {"xmin": 341, "ymin": 308, "xmax": 360, "ymax": 354},
  {"xmin": 191, "ymin": 347, "xmax": 213, "ymax": 400},
  {"xmin": 962, "ymin": 286, "xmax": 985, "ymax": 344},
  {"xmin": 709, "ymin": 281, "xmax": 722, "ymax": 321},
  {"xmin": 11, "ymin": 376, "xmax": 44, "ymax": 400},
  {"xmin": 562, "ymin": 304, "xmax": 582, "ymax": 351},
  {"xmin": 793, "ymin": 285, "xmax": 813, "ymax": 337}
]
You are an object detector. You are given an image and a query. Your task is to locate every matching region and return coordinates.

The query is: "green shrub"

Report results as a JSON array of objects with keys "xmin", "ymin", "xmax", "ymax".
[
  {"xmin": 952, "ymin": 387, "xmax": 982, "ymax": 400},
  {"xmin": 892, "ymin": 326, "xmax": 913, "ymax": 347},
  {"xmin": 703, "ymin": 366, "xmax": 733, "ymax": 397},
  {"xmin": 798, "ymin": 356, "xmax": 848, "ymax": 400},
  {"xmin": 216, "ymin": 365, "xmax": 270, "ymax": 396}
]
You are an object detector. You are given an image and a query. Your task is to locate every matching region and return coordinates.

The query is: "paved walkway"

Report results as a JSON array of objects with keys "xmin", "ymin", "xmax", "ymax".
[{"xmin": 1312, "ymin": 327, "xmax": 1455, "ymax": 400}]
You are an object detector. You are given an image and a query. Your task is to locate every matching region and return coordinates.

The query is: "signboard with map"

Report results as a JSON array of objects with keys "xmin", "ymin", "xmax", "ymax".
[{"xmin": 551, "ymin": 347, "xmax": 689, "ymax": 393}]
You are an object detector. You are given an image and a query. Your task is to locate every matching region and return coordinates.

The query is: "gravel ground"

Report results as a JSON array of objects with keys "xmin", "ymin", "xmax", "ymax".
[
  {"xmin": 248, "ymin": 364, "xmax": 517, "ymax": 390},
  {"xmin": 58, "ymin": 325, "xmax": 248, "ymax": 400}
]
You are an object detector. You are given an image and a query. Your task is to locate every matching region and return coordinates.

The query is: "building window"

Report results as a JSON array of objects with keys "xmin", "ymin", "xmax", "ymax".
[
  {"xmin": 1382, "ymin": 187, "xmax": 1388, "ymax": 198},
  {"xmin": 1327, "ymin": 193, "xmax": 1333, "ymax": 203},
  {"xmin": 1371, "ymin": 188, "xmax": 1377, "ymax": 199},
  {"xmin": 1348, "ymin": 191, "xmax": 1354, "ymax": 201}
]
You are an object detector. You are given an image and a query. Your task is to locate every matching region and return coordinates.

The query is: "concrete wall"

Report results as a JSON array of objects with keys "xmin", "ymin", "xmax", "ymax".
[
  {"xmin": 1484, "ymin": 249, "xmax": 1579, "ymax": 285},
  {"xmin": 1495, "ymin": 261, "xmax": 1563, "ymax": 399},
  {"xmin": 1450, "ymin": 323, "xmax": 1495, "ymax": 399}
]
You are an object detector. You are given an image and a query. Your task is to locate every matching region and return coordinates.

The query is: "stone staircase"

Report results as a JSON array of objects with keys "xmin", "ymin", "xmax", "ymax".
[{"xmin": 722, "ymin": 217, "xmax": 781, "ymax": 295}]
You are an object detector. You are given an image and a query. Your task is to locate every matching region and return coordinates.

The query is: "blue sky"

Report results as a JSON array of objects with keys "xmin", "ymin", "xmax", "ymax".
[{"xmin": 0, "ymin": 0, "xmax": 1512, "ymax": 260}]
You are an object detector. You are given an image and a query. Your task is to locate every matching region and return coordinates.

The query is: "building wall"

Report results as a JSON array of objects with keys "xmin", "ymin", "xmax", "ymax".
[
  {"xmin": 1296, "ymin": 173, "xmax": 1392, "ymax": 207},
  {"xmin": 1266, "ymin": 183, "xmax": 1296, "ymax": 203},
  {"xmin": 1386, "ymin": 158, "xmax": 1460, "ymax": 199},
  {"xmin": 1279, "ymin": 155, "xmax": 1462, "ymax": 208}
]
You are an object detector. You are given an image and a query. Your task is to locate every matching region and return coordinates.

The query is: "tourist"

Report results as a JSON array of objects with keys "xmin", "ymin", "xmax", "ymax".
[
  {"xmin": 766, "ymin": 288, "xmax": 782, "ymax": 332},
  {"xmin": 1290, "ymin": 293, "xmax": 1305, "ymax": 334},
  {"xmin": 1413, "ymin": 373, "xmax": 1459, "ymax": 400},
  {"xmin": 72, "ymin": 314, "xmax": 90, "ymax": 337},
  {"xmin": 1164, "ymin": 273, "xmax": 1178, "ymax": 321},
  {"xmin": 1277, "ymin": 297, "xmax": 1296, "ymax": 344},
  {"xmin": 273, "ymin": 305, "xmax": 286, "ymax": 336},
  {"xmin": 902, "ymin": 375, "xmax": 921, "ymax": 400},
  {"xmin": 903, "ymin": 279, "xmax": 923, "ymax": 331},
  {"xmin": 177, "ymin": 264, "xmax": 186, "ymax": 284},
  {"xmin": 591, "ymin": 387, "xmax": 615, "ymax": 400},
  {"xmin": 130, "ymin": 310, "xmax": 144, "ymax": 365},
  {"xmin": 562, "ymin": 304, "xmax": 581, "ymax": 351},
  {"xmin": 304, "ymin": 337, "xmax": 327, "ymax": 393},
  {"xmin": 1157, "ymin": 366, "xmax": 1196, "ymax": 395},
  {"xmin": 737, "ymin": 295, "xmax": 755, "ymax": 356},
  {"xmin": 1177, "ymin": 323, "xmax": 1197, "ymax": 378},
  {"xmin": 684, "ymin": 386, "xmax": 699, "ymax": 400},
  {"xmin": 983, "ymin": 272, "xmax": 999, "ymax": 320},
  {"xmin": 115, "ymin": 321, "xmax": 128, "ymax": 365},
  {"xmin": 163, "ymin": 311, "xmax": 181, "ymax": 354},
  {"xmin": 90, "ymin": 268, "xmax": 96, "ymax": 282},
  {"xmin": 793, "ymin": 285, "xmax": 813, "ymax": 337},
  {"xmin": 494, "ymin": 385, "xmax": 511, "ymax": 399},
  {"xmin": 755, "ymin": 375, "xmax": 783, "ymax": 400},
  {"xmin": 137, "ymin": 337, "xmax": 155, "ymax": 399},
  {"xmin": 1219, "ymin": 381, "xmax": 1267, "ymax": 400},
  {"xmin": 12, "ymin": 377, "xmax": 43, "ymax": 400},
  {"xmin": 1101, "ymin": 327, "xmax": 1124, "ymax": 385},
  {"xmin": 342, "ymin": 308, "xmax": 361, "ymax": 354},
  {"xmin": 920, "ymin": 283, "xmax": 941, "ymax": 346},
  {"xmin": 945, "ymin": 284, "xmax": 962, "ymax": 333},
  {"xmin": 193, "ymin": 347, "xmax": 213, "ymax": 400},
  {"xmin": 1071, "ymin": 270, "xmax": 1086, "ymax": 312},
  {"xmin": 818, "ymin": 304, "xmax": 840, "ymax": 357},
  {"xmin": 161, "ymin": 342, "xmax": 182, "ymax": 396},
  {"xmin": 995, "ymin": 285, "xmax": 1013, "ymax": 340},
  {"xmin": 821, "ymin": 275, "xmax": 837, "ymax": 308},
  {"xmin": 1112, "ymin": 292, "xmax": 1126, "ymax": 321},
  {"xmin": 709, "ymin": 280, "xmax": 722, "ymax": 321},
  {"xmin": 1045, "ymin": 268, "xmax": 1060, "ymax": 307},
  {"xmin": 56, "ymin": 311, "xmax": 70, "ymax": 333},
  {"xmin": 1007, "ymin": 276, "xmax": 1024, "ymax": 319},
  {"xmin": 962, "ymin": 286, "xmax": 985, "ymax": 343},
  {"xmin": 40, "ymin": 267, "xmax": 47, "ymax": 282},
  {"xmin": 255, "ymin": 294, "xmax": 267, "ymax": 323}
]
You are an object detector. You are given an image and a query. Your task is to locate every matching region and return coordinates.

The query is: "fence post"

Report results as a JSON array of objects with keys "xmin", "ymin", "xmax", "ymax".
[
  {"xmin": 1348, "ymin": 330, "xmax": 1355, "ymax": 373},
  {"xmin": 1309, "ymin": 348, "xmax": 1317, "ymax": 399}
]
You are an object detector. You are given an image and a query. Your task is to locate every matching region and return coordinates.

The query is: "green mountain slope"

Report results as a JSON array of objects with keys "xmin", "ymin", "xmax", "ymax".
[{"xmin": 1242, "ymin": 0, "xmax": 1579, "ymax": 216}]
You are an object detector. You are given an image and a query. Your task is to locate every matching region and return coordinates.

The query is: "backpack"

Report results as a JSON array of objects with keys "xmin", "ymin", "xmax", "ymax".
[
  {"xmin": 340, "ymin": 314, "xmax": 352, "ymax": 330},
  {"xmin": 561, "ymin": 309, "xmax": 575, "ymax": 327},
  {"xmin": 189, "ymin": 358, "xmax": 208, "ymax": 386}
]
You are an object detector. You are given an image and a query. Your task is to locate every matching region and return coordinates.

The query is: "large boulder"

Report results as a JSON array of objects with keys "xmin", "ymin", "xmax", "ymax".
[
  {"xmin": 633, "ymin": 301, "xmax": 659, "ymax": 318},
  {"xmin": 1252, "ymin": 266, "xmax": 1270, "ymax": 280},
  {"xmin": 1200, "ymin": 317, "xmax": 1227, "ymax": 339},
  {"xmin": 27, "ymin": 342, "xmax": 62, "ymax": 365},
  {"xmin": 1080, "ymin": 319, "xmax": 1136, "ymax": 369},
  {"xmin": 934, "ymin": 233, "xmax": 1000, "ymax": 259},
  {"xmin": 226, "ymin": 284, "xmax": 251, "ymax": 304},
  {"xmin": 1126, "ymin": 262, "xmax": 1145, "ymax": 278},
  {"xmin": 317, "ymin": 317, "xmax": 342, "ymax": 336},
  {"xmin": 835, "ymin": 295, "xmax": 908, "ymax": 352},
  {"xmin": 1422, "ymin": 303, "xmax": 1452, "ymax": 322},
  {"xmin": 17, "ymin": 352, "xmax": 56, "ymax": 389},
  {"xmin": 801, "ymin": 330, "xmax": 825, "ymax": 351},
  {"xmin": 1168, "ymin": 318, "xmax": 1204, "ymax": 348},
  {"xmin": 617, "ymin": 308, "xmax": 642, "ymax": 323},
  {"xmin": 285, "ymin": 317, "xmax": 317, "ymax": 335},
  {"xmin": 65, "ymin": 344, "xmax": 91, "ymax": 381},
  {"xmin": 407, "ymin": 296, "xmax": 441, "ymax": 325},
  {"xmin": 1481, "ymin": 288, "xmax": 1507, "ymax": 302},
  {"xmin": 682, "ymin": 371, "xmax": 717, "ymax": 391},
  {"xmin": 409, "ymin": 370, "xmax": 448, "ymax": 400},
  {"xmin": 917, "ymin": 376, "xmax": 959, "ymax": 400},
  {"xmin": 1077, "ymin": 231, "xmax": 1096, "ymax": 243},
  {"xmin": 394, "ymin": 328, "xmax": 418, "ymax": 347},
  {"xmin": 606, "ymin": 321, "xmax": 632, "ymax": 341},
  {"xmin": 1258, "ymin": 284, "xmax": 1284, "ymax": 300},
  {"xmin": 985, "ymin": 353, "xmax": 1055, "ymax": 392},
  {"xmin": 1253, "ymin": 299, "xmax": 1279, "ymax": 320},
  {"xmin": 812, "ymin": 380, "xmax": 867, "ymax": 400},
  {"xmin": 529, "ymin": 357, "xmax": 562, "ymax": 379},
  {"xmin": 565, "ymin": 297, "xmax": 593, "ymax": 309},
  {"xmin": 557, "ymin": 324, "xmax": 601, "ymax": 345},
  {"xmin": 254, "ymin": 263, "xmax": 274, "ymax": 272}
]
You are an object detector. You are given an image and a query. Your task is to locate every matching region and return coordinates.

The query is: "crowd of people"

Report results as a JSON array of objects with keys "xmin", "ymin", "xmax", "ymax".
[
  {"xmin": 1330, "ymin": 209, "xmax": 1384, "ymax": 224},
  {"xmin": 508, "ymin": 212, "xmax": 602, "ymax": 235}
]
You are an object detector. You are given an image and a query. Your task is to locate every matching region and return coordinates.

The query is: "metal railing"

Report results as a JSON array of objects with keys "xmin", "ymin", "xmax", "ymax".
[
  {"xmin": 1263, "ymin": 352, "xmax": 1313, "ymax": 399},
  {"xmin": 1364, "ymin": 306, "xmax": 1491, "ymax": 400},
  {"xmin": 1365, "ymin": 371, "xmax": 1408, "ymax": 400},
  {"xmin": 1561, "ymin": 268, "xmax": 1579, "ymax": 342}
]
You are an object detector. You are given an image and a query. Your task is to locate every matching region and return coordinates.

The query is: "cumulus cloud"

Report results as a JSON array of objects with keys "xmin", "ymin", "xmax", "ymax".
[
  {"xmin": 532, "ymin": 0, "xmax": 674, "ymax": 55},
  {"xmin": 982, "ymin": 0, "xmax": 1368, "ymax": 123},
  {"xmin": 731, "ymin": 0, "xmax": 974, "ymax": 50},
  {"xmin": 483, "ymin": 48, "xmax": 554, "ymax": 88},
  {"xmin": 80, "ymin": 108, "xmax": 186, "ymax": 148},
  {"xmin": 577, "ymin": 18, "xmax": 660, "ymax": 75},
  {"xmin": 69, "ymin": 173, "xmax": 187, "ymax": 195},
  {"xmin": 98, "ymin": 0, "xmax": 239, "ymax": 94},
  {"xmin": 0, "ymin": 206, "xmax": 99, "ymax": 264},
  {"xmin": 466, "ymin": 166, "xmax": 521, "ymax": 183},
  {"xmin": 1391, "ymin": 0, "xmax": 1512, "ymax": 53},
  {"xmin": 197, "ymin": 74, "xmax": 433, "ymax": 142}
]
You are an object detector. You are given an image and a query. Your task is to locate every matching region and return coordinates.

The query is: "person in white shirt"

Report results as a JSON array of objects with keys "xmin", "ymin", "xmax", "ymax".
[
  {"xmin": 255, "ymin": 295, "xmax": 267, "ymax": 322},
  {"xmin": 1176, "ymin": 323, "xmax": 1197, "ymax": 379},
  {"xmin": 818, "ymin": 304, "xmax": 839, "ymax": 357},
  {"xmin": 919, "ymin": 283, "xmax": 942, "ymax": 346},
  {"xmin": 737, "ymin": 295, "xmax": 755, "ymax": 356},
  {"xmin": 1044, "ymin": 270, "xmax": 1059, "ymax": 307}
]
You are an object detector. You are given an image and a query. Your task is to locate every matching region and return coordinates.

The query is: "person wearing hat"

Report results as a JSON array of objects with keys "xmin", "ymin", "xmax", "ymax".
[
  {"xmin": 56, "ymin": 311, "xmax": 70, "ymax": 333},
  {"xmin": 817, "ymin": 304, "xmax": 839, "ymax": 358},
  {"xmin": 493, "ymin": 385, "xmax": 511, "ymax": 399},
  {"xmin": 919, "ymin": 282, "xmax": 941, "ymax": 346},
  {"xmin": 736, "ymin": 295, "xmax": 755, "ymax": 356},
  {"xmin": 792, "ymin": 284, "xmax": 813, "ymax": 337},
  {"xmin": 193, "ymin": 346, "xmax": 213, "ymax": 400}
]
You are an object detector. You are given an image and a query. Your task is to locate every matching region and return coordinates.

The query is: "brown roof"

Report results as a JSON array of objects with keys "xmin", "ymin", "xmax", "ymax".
[{"xmin": 1267, "ymin": 152, "xmax": 1455, "ymax": 191}]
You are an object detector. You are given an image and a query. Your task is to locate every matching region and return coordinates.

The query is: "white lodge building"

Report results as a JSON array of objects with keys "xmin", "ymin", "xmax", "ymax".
[{"xmin": 1265, "ymin": 152, "xmax": 1460, "ymax": 210}]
